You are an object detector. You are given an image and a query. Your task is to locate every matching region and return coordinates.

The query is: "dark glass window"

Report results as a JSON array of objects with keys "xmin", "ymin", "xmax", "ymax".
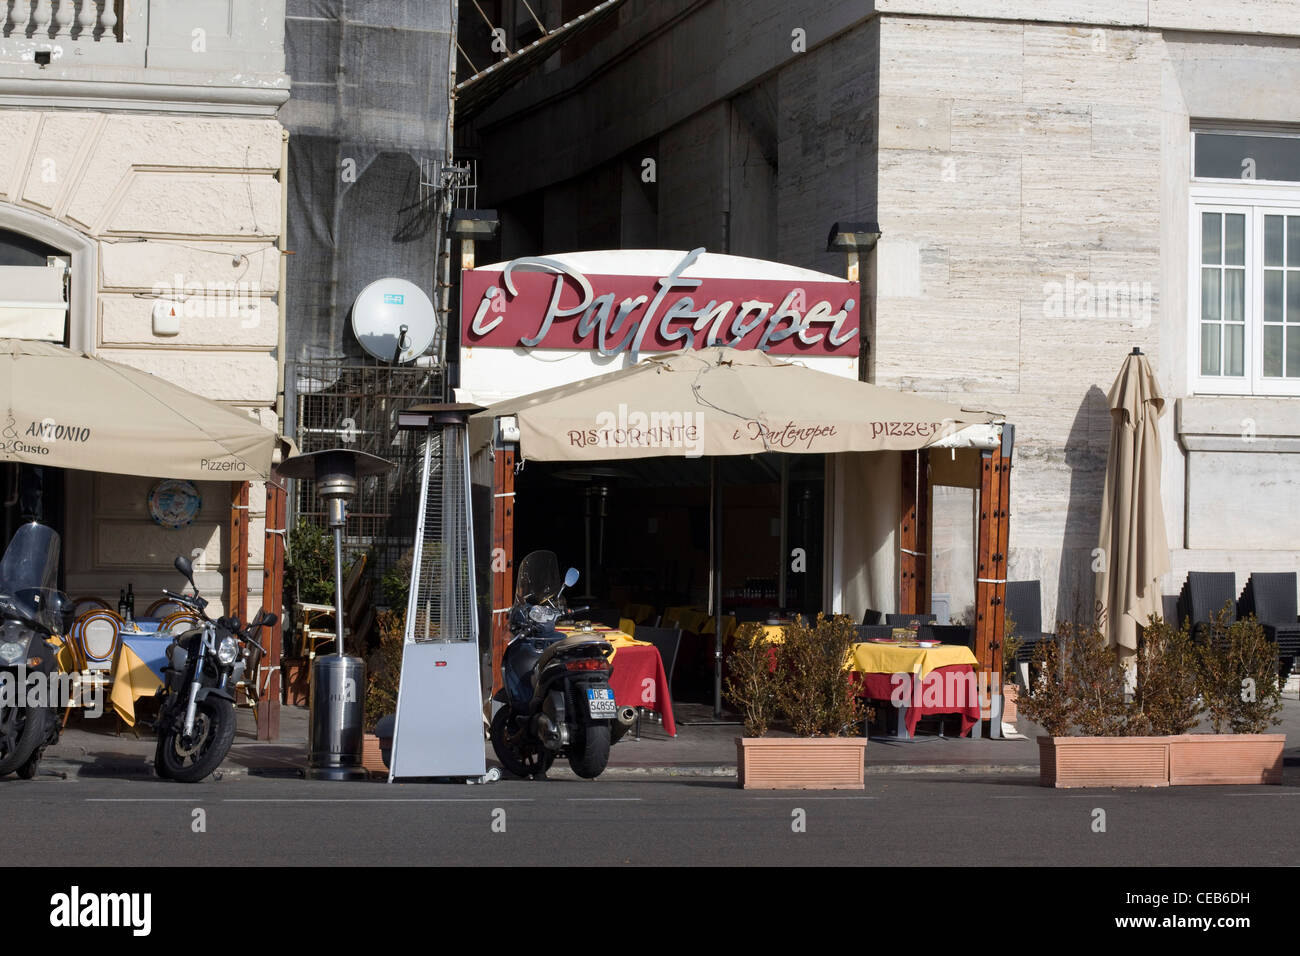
[{"xmin": 1195, "ymin": 132, "xmax": 1300, "ymax": 183}]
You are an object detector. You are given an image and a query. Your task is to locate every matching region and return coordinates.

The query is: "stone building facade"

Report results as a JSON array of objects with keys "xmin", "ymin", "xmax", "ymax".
[
  {"xmin": 464, "ymin": 0, "xmax": 1300, "ymax": 626},
  {"xmin": 0, "ymin": 1, "xmax": 288, "ymax": 612}
]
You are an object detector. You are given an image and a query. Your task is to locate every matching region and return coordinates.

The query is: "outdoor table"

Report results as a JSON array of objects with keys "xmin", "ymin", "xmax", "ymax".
[
  {"xmin": 556, "ymin": 625, "xmax": 677, "ymax": 736},
  {"xmin": 759, "ymin": 630, "xmax": 981, "ymax": 738},
  {"xmin": 846, "ymin": 643, "xmax": 981, "ymax": 738}
]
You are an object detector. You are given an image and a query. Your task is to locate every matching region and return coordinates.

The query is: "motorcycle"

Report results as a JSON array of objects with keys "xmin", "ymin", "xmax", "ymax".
[
  {"xmin": 0, "ymin": 521, "xmax": 74, "ymax": 780},
  {"xmin": 153, "ymin": 554, "xmax": 275, "ymax": 783},
  {"xmin": 489, "ymin": 550, "xmax": 635, "ymax": 780}
]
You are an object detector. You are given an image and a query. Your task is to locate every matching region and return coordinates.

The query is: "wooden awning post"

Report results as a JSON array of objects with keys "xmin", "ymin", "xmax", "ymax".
[
  {"xmin": 490, "ymin": 443, "xmax": 516, "ymax": 697},
  {"xmin": 258, "ymin": 475, "xmax": 287, "ymax": 740},
  {"xmin": 973, "ymin": 427, "xmax": 1014, "ymax": 687},
  {"xmin": 899, "ymin": 450, "xmax": 930, "ymax": 615},
  {"xmin": 228, "ymin": 481, "xmax": 250, "ymax": 620}
]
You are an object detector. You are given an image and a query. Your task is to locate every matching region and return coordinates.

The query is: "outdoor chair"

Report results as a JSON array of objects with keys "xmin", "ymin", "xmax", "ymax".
[
  {"xmin": 854, "ymin": 624, "xmax": 894, "ymax": 641},
  {"xmin": 584, "ymin": 608, "xmax": 623, "ymax": 628},
  {"xmin": 627, "ymin": 624, "xmax": 683, "ymax": 735},
  {"xmin": 1238, "ymin": 572, "xmax": 1300, "ymax": 683},
  {"xmin": 1180, "ymin": 572, "xmax": 1238, "ymax": 641},
  {"xmin": 862, "ymin": 608, "xmax": 883, "ymax": 626},
  {"xmin": 62, "ymin": 609, "xmax": 124, "ymax": 726},
  {"xmin": 145, "ymin": 597, "xmax": 187, "ymax": 619},
  {"xmin": 919, "ymin": 624, "xmax": 976, "ymax": 649},
  {"xmin": 71, "ymin": 596, "xmax": 111, "ymax": 617},
  {"xmin": 1004, "ymin": 580, "xmax": 1052, "ymax": 689},
  {"xmin": 158, "ymin": 610, "xmax": 202, "ymax": 636}
]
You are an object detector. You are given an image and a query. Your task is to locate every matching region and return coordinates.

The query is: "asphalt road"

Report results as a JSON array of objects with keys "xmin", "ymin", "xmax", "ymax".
[{"xmin": 4, "ymin": 769, "xmax": 1298, "ymax": 867}]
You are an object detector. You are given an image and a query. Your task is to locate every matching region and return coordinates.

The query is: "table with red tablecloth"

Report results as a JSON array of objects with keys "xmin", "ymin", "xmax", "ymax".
[
  {"xmin": 556, "ymin": 626, "xmax": 677, "ymax": 736},
  {"xmin": 853, "ymin": 666, "xmax": 981, "ymax": 737}
]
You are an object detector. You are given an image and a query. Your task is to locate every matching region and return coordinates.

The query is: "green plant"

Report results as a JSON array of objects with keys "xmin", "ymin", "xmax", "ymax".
[
  {"xmin": 364, "ymin": 609, "xmax": 405, "ymax": 733},
  {"xmin": 1017, "ymin": 622, "xmax": 1134, "ymax": 737},
  {"xmin": 1197, "ymin": 610, "xmax": 1283, "ymax": 735},
  {"xmin": 381, "ymin": 549, "xmax": 414, "ymax": 610},
  {"xmin": 286, "ymin": 520, "xmax": 335, "ymax": 605},
  {"xmin": 773, "ymin": 614, "xmax": 865, "ymax": 737},
  {"xmin": 1002, "ymin": 610, "xmax": 1022, "ymax": 686},
  {"xmin": 1132, "ymin": 616, "xmax": 1202, "ymax": 736},
  {"xmin": 724, "ymin": 622, "xmax": 779, "ymax": 737}
]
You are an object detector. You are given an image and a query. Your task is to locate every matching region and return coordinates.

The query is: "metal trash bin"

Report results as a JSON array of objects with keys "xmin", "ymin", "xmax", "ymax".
[{"xmin": 307, "ymin": 655, "xmax": 367, "ymax": 781}]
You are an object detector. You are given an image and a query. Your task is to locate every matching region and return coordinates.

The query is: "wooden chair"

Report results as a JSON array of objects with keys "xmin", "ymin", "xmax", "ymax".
[
  {"xmin": 296, "ymin": 603, "xmax": 337, "ymax": 658},
  {"xmin": 72, "ymin": 596, "xmax": 111, "ymax": 617},
  {"xmin": 145, "ymin": 597, "xmax": 187, "ymax": 619},
  {"xmin": 62, "ymin": 609, "xmax": 124, "ymax": 726},
  {"xmin": 158, "ymin": 610, "xmax": 202, "ymax": 636}
]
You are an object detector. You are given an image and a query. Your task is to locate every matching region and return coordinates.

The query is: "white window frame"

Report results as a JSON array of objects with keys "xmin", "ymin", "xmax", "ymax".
[{"xmin": 1188, "ymin": 184, "xmax": 1300, "ymax": 398}]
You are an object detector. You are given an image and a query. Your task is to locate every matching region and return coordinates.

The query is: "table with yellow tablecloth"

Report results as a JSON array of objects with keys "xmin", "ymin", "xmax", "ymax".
[
  {"xmin": 554, "ymin": 626, "xmax": 677, "ymax": 736},
  {"xmin": 54, "ymin": 635, "xmax": 163, "ymax": 727}
]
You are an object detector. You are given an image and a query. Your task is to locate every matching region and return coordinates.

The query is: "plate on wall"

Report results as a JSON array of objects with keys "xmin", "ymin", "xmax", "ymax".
[{"xmin": 148, "ymin": 479, "xmax": 202, "ymax": 529}]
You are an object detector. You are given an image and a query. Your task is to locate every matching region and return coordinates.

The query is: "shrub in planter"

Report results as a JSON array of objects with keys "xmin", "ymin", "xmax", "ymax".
[
  {"xmin": 1197, "ymin": 611, "xmax": 1283, "ymax": 735},
  {"xmin": 364, "ymin": 610, "xmax": 404, "ymax": 733},
  {"xmin": 1024, "ymin": 614, "xmax": 1283, "ymax": 788},
  {"xmin": 729, "ymin": 615, "xmax": 869, "ymax": 790},
  {"xmin": 724, "ymin": 622, "xmax": 779, "ymax": 737}
]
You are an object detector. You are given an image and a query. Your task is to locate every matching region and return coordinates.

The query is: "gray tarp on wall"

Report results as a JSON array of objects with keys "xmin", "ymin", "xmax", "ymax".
[{"xmin": 279, "ymin": 0, "xmax": 454, "ymax": 380}]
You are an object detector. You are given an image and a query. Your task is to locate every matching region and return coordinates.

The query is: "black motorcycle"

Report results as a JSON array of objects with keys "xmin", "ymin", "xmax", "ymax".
[
  {"xmin": 489, "ymin": 551, "xmax": 635, "ymax": 780},
  {"xmin": 0, "ymin": 522, "xmax": 73, "ymax": 780},
  {"xmin": 154, "ymin": 554, "xmax": 274, "ymax": 783}
]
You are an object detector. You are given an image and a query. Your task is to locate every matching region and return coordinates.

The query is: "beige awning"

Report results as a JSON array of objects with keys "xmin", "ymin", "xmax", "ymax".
[
  {"xmin": 0, "ymin": 339, "xmax": 277, "ymax": 481},
  {"xmin": 1096, "ymin": 350, "xmax": 1171, "ymax": 654},
  {"xmin": 472, "ymin": 347, "xmax": 1003, "ymax": 460}
]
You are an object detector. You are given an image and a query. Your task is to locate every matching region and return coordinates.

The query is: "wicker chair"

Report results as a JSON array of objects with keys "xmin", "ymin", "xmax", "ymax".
[
  {"xmin": 1180, "ymin": 572, "xmax": 1238, "ymax": 641},
  {"xmin": 1004, "ymin": 580, "xmax": 1053, "ymax": 689}
]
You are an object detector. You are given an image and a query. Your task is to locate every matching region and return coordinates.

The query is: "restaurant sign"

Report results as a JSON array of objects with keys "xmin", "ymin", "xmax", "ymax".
[{"xmin": 461, "ymin": 248, "xmax": 859, "ymax": 361}]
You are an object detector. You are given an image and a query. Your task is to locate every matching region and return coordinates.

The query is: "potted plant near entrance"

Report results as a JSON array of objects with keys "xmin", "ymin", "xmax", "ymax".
[
  {"xmin": 1023, "ymin": 613, "xmax": 1284, "ymax": 788},
  {"xmin": 728, "ymin": 615, "xmax": 869, "ymax": 789}
]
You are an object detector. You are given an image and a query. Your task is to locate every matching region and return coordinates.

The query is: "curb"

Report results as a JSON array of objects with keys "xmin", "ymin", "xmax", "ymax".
[{"xmin": 546, "ymin": 762, "xmax": 1040, "ymax": 779}]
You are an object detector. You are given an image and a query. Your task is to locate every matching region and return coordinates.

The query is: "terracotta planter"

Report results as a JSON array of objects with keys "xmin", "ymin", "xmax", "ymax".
[
  {"xmin": 1002, "ymin": 685, "xmax": 1018, "ymax": 724},
  {"xmin": 1038, "ymin": 734, "xmax": 1285, "ymax": 788},
  {"xmin": 361, "ymin": 734, "xmax": 388, "ymax": 777},
  {"xmin": 736, "ymin": 736, "xmax": 868, "ymax": 790}
]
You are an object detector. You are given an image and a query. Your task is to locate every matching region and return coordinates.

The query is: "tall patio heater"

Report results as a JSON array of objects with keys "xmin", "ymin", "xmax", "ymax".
[
  {"xmin": 279, "ymin": 448, "xmax": 395, "ymax": 781},
  {"xmin": 387, "ymin": 403, "xmax": 488, "ymax": 780}
]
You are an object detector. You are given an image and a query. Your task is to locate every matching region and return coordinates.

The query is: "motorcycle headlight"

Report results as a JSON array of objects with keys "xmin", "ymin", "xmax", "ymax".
[
  {"xmin": 0, "ymin": 639, "xmax": 27, "ymax": 665},
  {"xmin": 216, "ymin": 635, "xmax": 240, "ymax": 665}
]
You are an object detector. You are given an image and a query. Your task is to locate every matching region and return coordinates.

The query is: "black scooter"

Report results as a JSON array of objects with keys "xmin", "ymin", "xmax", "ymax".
[
  {"xmin": 0, "ymin": 521, "xmax": 74, "ymax": 780},
  {"xmin": 489, "ymin": 551, "xmax": 635, "ymax": 779}
]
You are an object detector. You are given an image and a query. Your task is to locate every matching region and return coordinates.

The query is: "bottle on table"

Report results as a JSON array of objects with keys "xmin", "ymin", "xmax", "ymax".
[
  {"xmin": 126, "ymin": 583, "xmax": 135, "ymax": 622},
  {"xmin": 117, "ymin": 588, "xmax": 127, "ymax": 618}
]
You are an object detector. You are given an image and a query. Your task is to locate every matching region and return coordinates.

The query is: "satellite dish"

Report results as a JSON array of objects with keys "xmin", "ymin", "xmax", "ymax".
[{"xmin": 351, "ymin": 278, "xmax": 438, "ymax": 364}]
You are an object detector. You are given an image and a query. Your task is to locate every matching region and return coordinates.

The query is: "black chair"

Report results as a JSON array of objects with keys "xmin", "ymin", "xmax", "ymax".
[
  {"xmin": 1004, "ymin": 580, "xmax": 1053, "ymax": 689},
  {"xmin": 853, "ymin": 624, "xmax": 894, "ymax": 642},
  {"xmin": 1181, "ymin": 572, "xmax": 1238, "ymax": 641},
  {"xmin": 1160, "ymin": 594, "xmax": 1181, "ymax": 626},
  {"xmin": 862, "ymin": 608, "xmax": 883, "ymax": 626},
  {"xmin": 884, "ymin": 613, "xmax": 935, "ymax": 628},
  {"xmin": 584, "ymin": 608, "xmax": 623, "ymax": 628},
  {"xmin": 919, "ymin": 624, "xmax": 975, "ymax": 649},
  {"xmin": 1239, "ymin": 572, "xmax": 1300, "ymax": 682},
  {"xmin": 633, "ymin": 625, "xmax": 683, "ymax": 690}
]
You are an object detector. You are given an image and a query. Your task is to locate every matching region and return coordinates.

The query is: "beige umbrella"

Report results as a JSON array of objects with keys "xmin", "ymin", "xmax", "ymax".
[
  {"xmin": 473, "ymin": 347, "xmax": 1001, "ymax": 459},
  {"xmin": 0, "ymin": 339, "xmax": 277, "ymax": 480},
  {"xmin": 1096, "ymin": 348, "xmax": 1170, "ymax": 658}
]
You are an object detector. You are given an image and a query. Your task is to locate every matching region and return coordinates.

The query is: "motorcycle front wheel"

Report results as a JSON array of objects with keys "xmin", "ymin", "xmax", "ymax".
[
  {"xmin": 155, "ymin": 697, "xmax": 236, "ymax": 783},
  {"xmin": 0, "ymin": 686, "xmax": 51, "ymax": 777},
  {"xmin": 568, "ymin": 717, "xmax": 610, "ymax": 779},
  {"xmin": 490, "ymin": 706, "xmax": 555, "ymax": 779}
]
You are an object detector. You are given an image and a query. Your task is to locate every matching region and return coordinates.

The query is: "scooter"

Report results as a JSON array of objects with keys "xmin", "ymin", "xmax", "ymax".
[
  {"xmin": 0, "ymin": 521, "xmax": 74, "ymax": 779},
  {"xmin": 489, "ymin": 551, "xmax": 635, "ymax": 779}
]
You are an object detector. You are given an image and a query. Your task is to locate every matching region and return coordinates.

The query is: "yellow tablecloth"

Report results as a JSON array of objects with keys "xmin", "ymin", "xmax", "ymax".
[
  {"xmin": 847, "ymin": 642, "xmax": 978, "ymax": 679},
  {"xmin": 555, "ymin": 626, "xmax": 649, "ymax": 661},
  {"xmin": 109, "ymin": 644, "xmax": 164, "ymax": 726}
]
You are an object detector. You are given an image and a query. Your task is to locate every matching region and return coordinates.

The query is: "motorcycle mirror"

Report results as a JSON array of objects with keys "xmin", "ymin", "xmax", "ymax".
[
  {"xmin": 564, "ymin": 568, "xmax": 579, "ymax": 589},
  {"xmin": 173, "ymin": 554, "xmax": 197, "ymax": 589},
  {"xmin": 260, "ymin": 611, "xmax": 278, "ymax": 628}
]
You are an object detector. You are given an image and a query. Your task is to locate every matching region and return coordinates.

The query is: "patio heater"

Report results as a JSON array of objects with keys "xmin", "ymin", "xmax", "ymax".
[
  {"xmin": 388, "ymin": 403, "xmax": 488, "ymax": 780},
  {"xmin": 279, "ymin": 448, "xmax": 395, "ymax": 781}
]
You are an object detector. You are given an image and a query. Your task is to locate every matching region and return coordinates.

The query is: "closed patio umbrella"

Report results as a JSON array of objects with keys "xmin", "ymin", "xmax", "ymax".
[{"xmin": 1095, "ymin": 348, "xmax": 1170, "ymax": 663}]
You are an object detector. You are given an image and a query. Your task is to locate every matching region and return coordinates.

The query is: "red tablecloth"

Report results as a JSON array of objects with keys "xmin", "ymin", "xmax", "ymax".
[
  {"xmin": 608, "ymin": 645, "xmax": 677, "ymax": 736},
  {"xmin": 855, "ymin": 664, "xmax": 981, "ymax": 737}
]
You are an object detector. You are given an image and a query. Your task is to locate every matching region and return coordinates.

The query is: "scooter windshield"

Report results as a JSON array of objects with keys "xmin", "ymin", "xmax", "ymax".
[
  {"xmin": 0, "ymin": 522, "xmax": 63, "ymax": 631},
  {"xmin": 514, "ymin": 550, "xmax": 561, "ymax": 607}
]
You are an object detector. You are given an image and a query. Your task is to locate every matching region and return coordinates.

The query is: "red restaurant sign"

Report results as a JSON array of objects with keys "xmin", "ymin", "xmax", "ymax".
[{"xmin": 461, "ymin": 248, "xmax": 859, "ymax": 361}]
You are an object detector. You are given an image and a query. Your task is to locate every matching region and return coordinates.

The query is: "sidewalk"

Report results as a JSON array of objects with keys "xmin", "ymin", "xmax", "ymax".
[{"xmin": 40, "ymin": 696, "xmax": 1300, "ymax": 781}]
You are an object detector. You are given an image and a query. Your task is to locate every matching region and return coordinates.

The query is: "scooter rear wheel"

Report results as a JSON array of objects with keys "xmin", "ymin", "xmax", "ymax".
[
  {"xmin": 568, "ymin": 717, "xmax": 610, "ymax": 779},
  {"xmin": 490, "ymin": 706, "xmax": 555, "ymax": 779},
  {"xmin": 0, "ymin": 683, "xmax": 51, "ymax": 777}
]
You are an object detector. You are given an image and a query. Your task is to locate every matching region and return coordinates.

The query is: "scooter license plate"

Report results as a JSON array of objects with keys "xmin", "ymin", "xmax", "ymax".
[{"xmin": 586, "ymin": 686, "xmax": 617, "ymax": 719}]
